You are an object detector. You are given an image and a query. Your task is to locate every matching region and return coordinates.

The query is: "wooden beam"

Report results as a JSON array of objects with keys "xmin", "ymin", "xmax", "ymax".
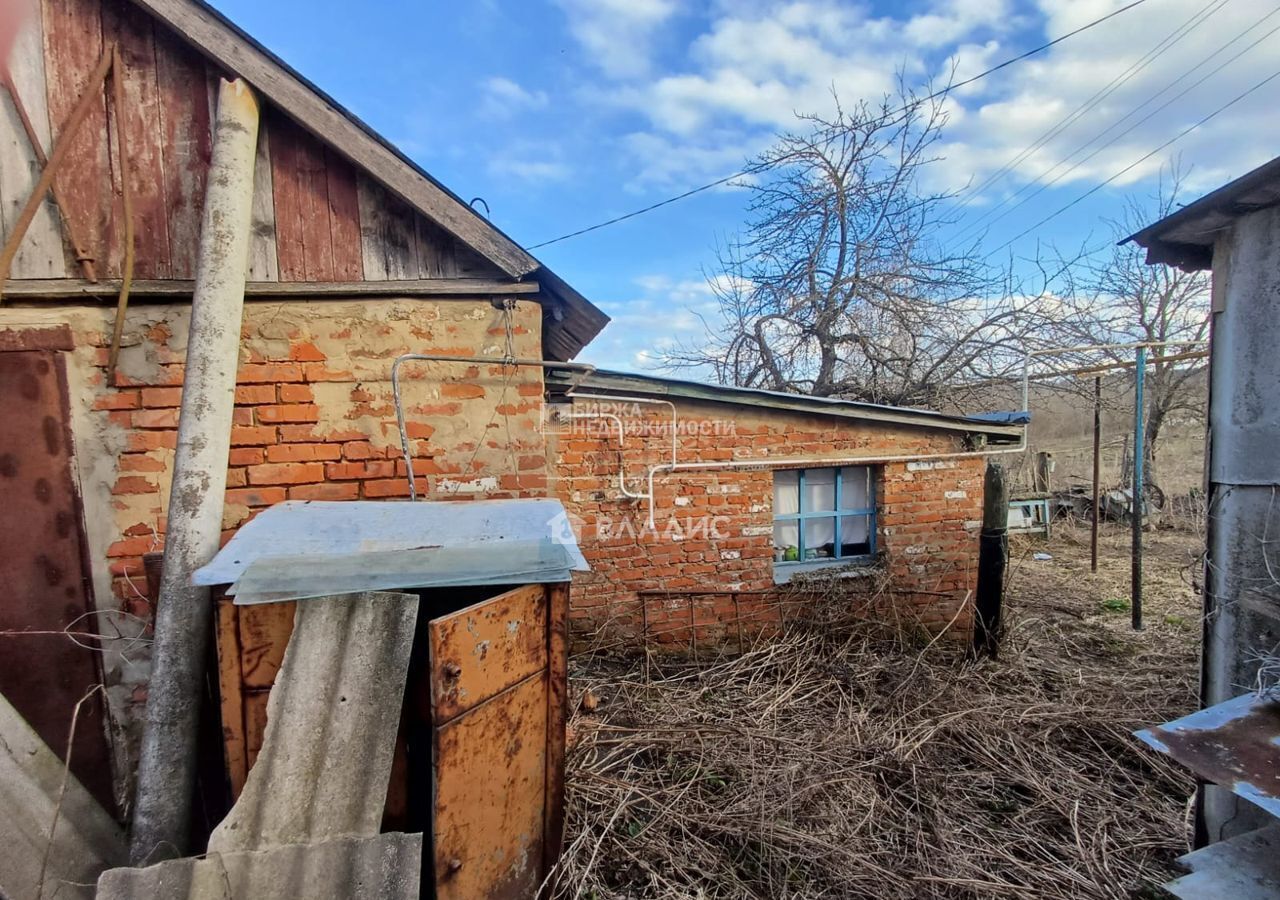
[
  {"xmin": 126, "ymin": 0, "xmax": 538, "ymax": 279},
  {"xmin": 3, "ymin": 277, "xmax": 542, "ymax": 300}
]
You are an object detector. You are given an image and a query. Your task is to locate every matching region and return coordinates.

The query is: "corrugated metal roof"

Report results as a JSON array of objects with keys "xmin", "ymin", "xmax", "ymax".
[
  {"xmin": 1124, "ymin": 155, "xmax": 1280, "ymax": 271},
  {"xmin": 549, "ymin": 368, "xmax": 1027, "ymax": 440},
  {"xmin": 208, "ymin": 592, "xmax": 417, "ymax": 853},
  {"xmin": 0, "ymin": 691, "xmax": 126, "ymax": 899},
  {"xmin": 194, "ymin": 498, "xmax": 589, "ymax": 591},
  {"xmin": 1135, "ymin": 692, "xmax": 1280, "ymax": 820},
  {"xmin": 97, "ymin": 832, "xmax": 421, "ymax": 899},
  {"xmin": 1164, "ymin": 822, "xmax": 1280, "ymax": 899}
]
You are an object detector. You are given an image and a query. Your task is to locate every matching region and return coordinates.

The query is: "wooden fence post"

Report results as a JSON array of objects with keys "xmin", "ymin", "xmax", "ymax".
[{"xmin": 973, "ymin": 462, "xmax": 1009, "ymax": 657}]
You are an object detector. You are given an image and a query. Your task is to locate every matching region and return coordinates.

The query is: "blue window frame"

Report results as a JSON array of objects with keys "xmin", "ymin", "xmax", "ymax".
[{"xmin": 773, "ymin": 466, "xmax": 877, "ymax": 565}]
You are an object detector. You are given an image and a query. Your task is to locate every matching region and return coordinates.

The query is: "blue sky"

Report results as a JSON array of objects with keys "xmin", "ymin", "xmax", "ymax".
[{"xmin": 211, "ymin": 0, "xmax": 1280, "ymax": 371}]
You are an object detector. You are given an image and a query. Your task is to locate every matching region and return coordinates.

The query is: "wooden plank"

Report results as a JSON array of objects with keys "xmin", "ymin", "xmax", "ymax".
[
  {"xmin": 356, "ymin": 172, "xmax": 418, "ymax": 280},
  {"xmin": 543, "ymin": 582, "xmax": 569, "ymax": 876},
  {"xmin": 415, "ymin": 214, "xmax": 459, "ymax": 279},
  {"xmin": 153, "ymin": 22, "xmax": 210, "ymax": 279},
  {"xmin": 243, "ymin": 688, "xmax": 269, "ymax": 771},
  {"xmin": 41, "ymin": 0, "xmax": 112, "ymax": 277},
  {"xmin": 325, "ymin": 148, "xmax": 361, "ymax": 281},
  {"xmin": 246, "ymin": 115, "xmax": 278, "ymax": 280},
  {"xmin": 237, "ymin": 598, "xmax": 295, "ymax": 688},
  {"xmin": 103, "ymin": 0, "xmax": 170, "ymax": 279},
  {"xmin": 128, "ymin": 0, "xmax": 537, "ymax": 278},
  {"xmin": 0, "ymin": 1, "xmax": 67, "ymax": 278},
  {"xmin": 268, "ymin": 113, "xmax": 305, "ymax": 280},
  {"xmin": 428, "ymin": 584, "xmax": 548, "ymax": 724},
  {"xmin": 432, "ymin": 672, "xmax": 547, "ymax": 900},
  {"xmin": 270, "ymin": 113, "xmax": 334, "ymax": 281},
  {"xmin": 2, "ymin": 276, "xmax": 540, "ymax": 297},
  {"xmin": 214, "ymin": 595, "xmax": 249, "ymax": 798}
]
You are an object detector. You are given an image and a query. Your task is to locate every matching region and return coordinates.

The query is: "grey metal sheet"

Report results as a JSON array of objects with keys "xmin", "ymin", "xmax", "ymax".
[
  {"xmin": 1165, "ymin": 822, "xmax": 1280, "ymax": 899},
  {"xmin": 0, "ymin": 690, "xmax": 126, "ymax": 900},
  {"xmin": 230, "ymin": 542, "xmax": 577, "ymax": 605},
  {"xmin": 208, "ymin": 591, "xmax": 418, "ymax": 853},
  {"xmin": 1135, "ymin": 692, "xmax": 1280, "ymax": 819},
  {"xmin": 97, "ymin": 832, "xmax": 421, "ymax": 899},
  {"xmin": 193, "ymin": 498, "xmax": 589, "ymax": 588}
]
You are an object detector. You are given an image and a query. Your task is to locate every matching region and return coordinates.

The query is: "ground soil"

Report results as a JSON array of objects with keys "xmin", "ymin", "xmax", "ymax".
[{"xmin": 560, "ymin": 520, "xmax": 1204, "ymax": 898}]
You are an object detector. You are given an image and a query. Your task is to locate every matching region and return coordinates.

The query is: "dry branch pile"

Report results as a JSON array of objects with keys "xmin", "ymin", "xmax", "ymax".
[{"xmin": 554, "ymin": 566, "xmax": 1196, "ymax": 899}]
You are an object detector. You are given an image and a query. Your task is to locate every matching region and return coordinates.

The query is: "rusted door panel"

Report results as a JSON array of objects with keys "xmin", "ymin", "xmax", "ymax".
[
  {"xmin": 0, "ymin": 350, "xmax": 113, "ymax": 809},
  {"xmin": 432, "ymin": 671, "xmax": 548, "ymax": 900},
  {"xmin": 428, "ymin": 584, "xmax": 547, "ymax": 723}
]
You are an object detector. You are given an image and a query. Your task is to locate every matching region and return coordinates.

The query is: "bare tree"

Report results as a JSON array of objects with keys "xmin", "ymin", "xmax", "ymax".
[
  {"xmin": 666, "ymin": 86, "xmax": 1067, "ymax": 409},
  {"xmin": 1056, "ymin": 173, "xmax": 1210, "ymax": 504}
]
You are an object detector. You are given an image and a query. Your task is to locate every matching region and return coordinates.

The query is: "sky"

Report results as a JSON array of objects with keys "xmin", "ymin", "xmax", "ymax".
[{"xmin": 210, "ymin": 0, "xmax": 1280, "ymax": 372}]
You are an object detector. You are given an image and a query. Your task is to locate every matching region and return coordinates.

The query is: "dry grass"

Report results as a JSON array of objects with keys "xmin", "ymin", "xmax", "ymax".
[{"xmin": 553, "ymin": 523, "xmax": 1202, "ymax": 899}]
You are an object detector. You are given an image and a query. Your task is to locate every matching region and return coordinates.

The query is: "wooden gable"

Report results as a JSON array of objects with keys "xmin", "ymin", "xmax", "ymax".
[{"xmin": 0, "ymin": 0, "xmax": 505, "ymax": 285}]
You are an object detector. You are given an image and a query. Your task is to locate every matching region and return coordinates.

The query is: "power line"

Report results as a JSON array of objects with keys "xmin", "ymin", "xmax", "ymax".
[
  {"xmin": 987, "ymin": 67, "xmax": 1280, "ymax": 257},
  {"xmin": 957, "ymin": 0, "xmax": 1230, "ymax": 233},
  {"xmin": 966, "ymin": 9, "xmax": 1280, "ymax": 241},
  {"xmin": 527, "ymin": 0, "xmax": 1150, "ymax": 251}
]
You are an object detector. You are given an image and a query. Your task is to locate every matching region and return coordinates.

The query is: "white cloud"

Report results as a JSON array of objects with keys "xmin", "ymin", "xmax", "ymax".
[
  {"xmin": 488, "ymin": 157, "xmax": 571, "ymax": 183},
  {"xmin": 576, "ymin": 0, "xmax": 1280, "ymax": 218},
  {"xmin": 480, "ymin": 76, "xmax": 548, "ymax": 117},
  {"xmin": 553, "ymin": 0, "xmax": 678, "ymax": 79}
]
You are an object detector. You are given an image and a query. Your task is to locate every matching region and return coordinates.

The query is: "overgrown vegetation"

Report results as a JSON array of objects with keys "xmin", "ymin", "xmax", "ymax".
[{"xmin": 553, "ymin": 525, "xmax": 1201, "ymax": 899}]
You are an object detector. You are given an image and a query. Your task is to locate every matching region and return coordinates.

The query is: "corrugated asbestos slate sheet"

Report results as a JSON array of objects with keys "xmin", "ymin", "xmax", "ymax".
[
  {"xmin": 0, "ymin": 690, "xmax": 126, "ymax": 900},
  {"xmin": 1164, "ymin": 823, "xmax": 1280, "ymax": 899},
  {"xmin": 97, "ymin": 832, "xmax": 421, "ymax": 899},
  {"xmin": 209, "ymin": 591, "xmax": 418, "ymax": 852}
]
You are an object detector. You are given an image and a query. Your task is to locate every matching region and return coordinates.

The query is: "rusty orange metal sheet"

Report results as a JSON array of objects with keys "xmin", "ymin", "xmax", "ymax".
[
  {"xmin": 428, "ymin": 584, "xmax": 547, "ymax": 723},
  {"xmin": 433, "ymin": 671, "xmax": 547, "ymax": 900}
]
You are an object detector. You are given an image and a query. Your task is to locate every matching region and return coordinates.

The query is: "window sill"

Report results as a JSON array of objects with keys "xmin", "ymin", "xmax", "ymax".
[{"xmin": 773, "ymin": 557, "xmax": 879, "ymax": 585}]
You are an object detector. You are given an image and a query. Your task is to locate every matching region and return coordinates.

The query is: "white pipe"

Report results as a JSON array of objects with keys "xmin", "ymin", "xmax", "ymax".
[
  {"xmin": 569, "ymin": 393, "xmax": 678, "ymax": 468},
  {"xmin": 644, "ymin": 437, "xmax": 1027, "ymax": 530},
  {"xmin": 130, "ymin": 79, "xmax": 260, "ymax": 864},
  {"xmin": 563, "ymin": 412, "xmax": 647, "ymax": 498}
]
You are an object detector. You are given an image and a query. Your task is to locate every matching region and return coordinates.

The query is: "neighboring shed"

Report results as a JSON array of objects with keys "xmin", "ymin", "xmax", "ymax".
[
  {"xmin": 1127, "ymin": 155, "xmax": 1280, "ymax": 844},
  {"xmin": 0, "ymin": 0, "xmax": 605, "ymax": 812},
  {"xmin": 545, "ymin": 368, "xmax": 1025, "ymax": 649}
]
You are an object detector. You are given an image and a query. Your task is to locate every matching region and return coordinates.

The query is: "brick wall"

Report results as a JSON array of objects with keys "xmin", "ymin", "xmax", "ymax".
[
  {"xmin": 0, "ymin": 296, "xmax": 545, "ymax": 775},
  {"xmin": 549, "ymin": 397, "xmax": 986, "ymax": 649}
]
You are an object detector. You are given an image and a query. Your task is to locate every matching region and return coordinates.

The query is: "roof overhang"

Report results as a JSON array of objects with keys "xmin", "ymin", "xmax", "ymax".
[
  {"xmin": 547, "ymin": 369, "xmax": 1026, "ymax": 443},
  {"xmin": 1124, "ymin": 156, "xmax": 1280, "ymax": 272}
]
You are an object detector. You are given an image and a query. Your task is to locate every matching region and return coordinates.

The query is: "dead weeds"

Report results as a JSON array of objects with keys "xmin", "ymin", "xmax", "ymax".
[{"xmin": 554, "ymin": 523, "xmax": 1201, "ymax": 899}]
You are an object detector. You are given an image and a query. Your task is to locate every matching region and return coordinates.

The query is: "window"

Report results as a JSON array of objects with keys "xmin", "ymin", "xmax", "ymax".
[{"xmin": 773, "ymin": 466, "xmax": 876, "ymax": 566}]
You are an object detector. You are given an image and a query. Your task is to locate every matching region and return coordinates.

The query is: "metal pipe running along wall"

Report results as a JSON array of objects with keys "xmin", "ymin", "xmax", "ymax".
[{"xmin": 130, "ymin": 79, "xmax": 260, "ymax": 865}]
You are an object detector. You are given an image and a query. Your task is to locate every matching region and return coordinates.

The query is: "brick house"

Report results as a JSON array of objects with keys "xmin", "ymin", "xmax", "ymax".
[
  {"xmin": 0, "ymin": 0, "xmax": 1024, "ymax": 817},
  {"xmin": 544, "ymin": 369, "xmax": 1024, "ymax": 649},
  {"xmin": 0, "ymin": 0, "xmax": 606, "ymax": 809}
]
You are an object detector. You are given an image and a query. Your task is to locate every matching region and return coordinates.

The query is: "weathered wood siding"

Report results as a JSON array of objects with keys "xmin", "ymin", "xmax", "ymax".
[{"xmin": 0, "ymin": 0, "xmax": 497, "ymax": 283}]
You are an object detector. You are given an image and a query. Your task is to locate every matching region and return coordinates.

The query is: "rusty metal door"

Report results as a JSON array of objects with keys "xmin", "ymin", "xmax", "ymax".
[
  {"xmin": 428, "ymin": 583, "xmax": 551, "ymax": 900},
  {"xmin": 0, "ymin": 350, "xmax": 113, "ymax": 809}
]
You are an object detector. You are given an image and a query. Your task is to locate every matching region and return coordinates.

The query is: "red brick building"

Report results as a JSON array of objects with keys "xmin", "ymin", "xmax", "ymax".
[
  {"xmin": 545, "ymin": 369, "xmax": 1023, "ymax": 649},
  {"xmin": 0, "ymin": 0, "xmax": 1023, "ymax": 815}
]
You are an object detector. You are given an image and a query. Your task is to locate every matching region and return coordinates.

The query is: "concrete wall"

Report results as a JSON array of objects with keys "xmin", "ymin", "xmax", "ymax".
[
  {"xmin": 549, "ymin": 396, "xmax": 985, "ymax": 649},
  {"xmin": 0, "ymin": 296, "xmax": 544, "ymax": 797},
  {"xmin": 1202, "ymin": 205, "xmax": 1280, "ymax": 841}
]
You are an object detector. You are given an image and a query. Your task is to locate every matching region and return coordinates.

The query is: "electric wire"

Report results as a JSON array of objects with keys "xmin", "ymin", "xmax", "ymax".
[
  {"xmin": 958, "ymin": 0, "xmax": 1231, "ymax": 232},
  {"xmin": 526, "ymin": 0, "xmax": 1150, "ymax": 251},
  {"xmin": 987, "ymin": 67, "xmax": 1280, "ymax": 257},
  {"xmin": 962, "ymin": 3, "xmax": 1280, "ymax": 241}
]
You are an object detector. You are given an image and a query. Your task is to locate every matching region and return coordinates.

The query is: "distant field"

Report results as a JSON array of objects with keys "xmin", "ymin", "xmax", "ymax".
[{"xmin": 955, "ymin": 373, "xmax": 1207, "ymax": 499}]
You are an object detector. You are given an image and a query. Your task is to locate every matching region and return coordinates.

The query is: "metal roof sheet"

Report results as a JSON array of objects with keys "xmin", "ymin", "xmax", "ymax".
[
  {"xmin": 194, "ymin": 499, "xmax": 589, "ymax": 591},
  {"xmin": 1125, "ymin": 155, "xmax": 1280, "ymax": 271},
  {"xmin": 1135, "ymin": 692, "xmax": 1280, "ymax": 820},
  {"xmin": 550, "ymin": 368, "xmax": 1027, "ymax": 440}
]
